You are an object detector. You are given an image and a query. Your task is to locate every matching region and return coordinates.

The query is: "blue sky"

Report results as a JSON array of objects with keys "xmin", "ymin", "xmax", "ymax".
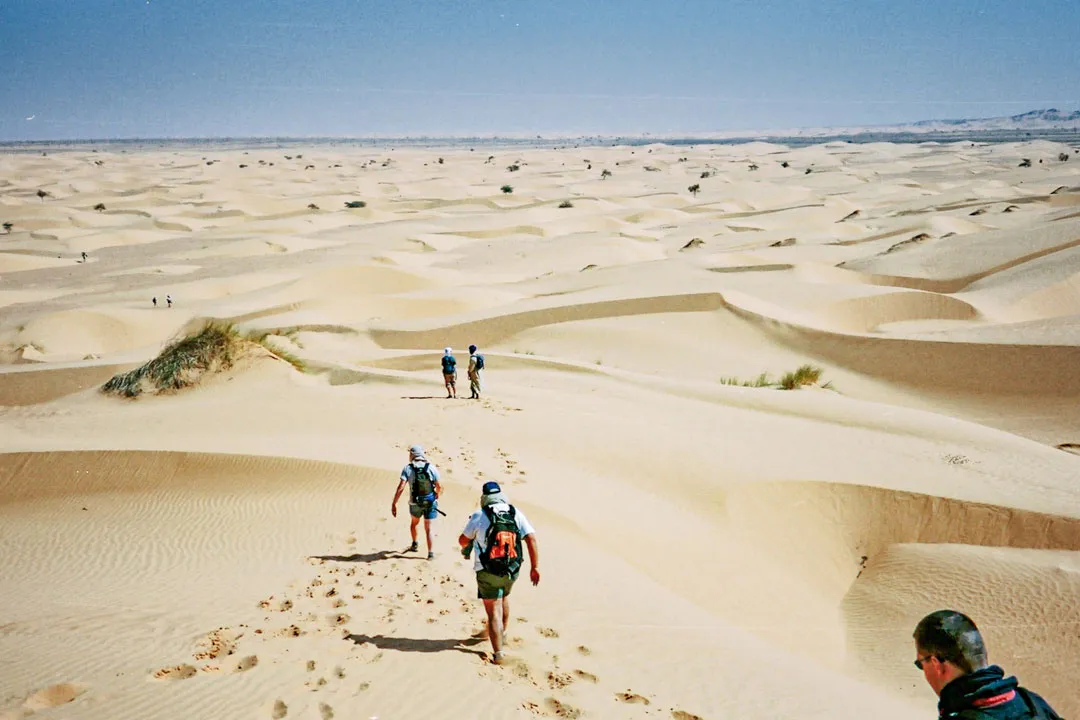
[{"xmin": 2, "ymin": 0, "xmax": 1078, "ymax": 140}]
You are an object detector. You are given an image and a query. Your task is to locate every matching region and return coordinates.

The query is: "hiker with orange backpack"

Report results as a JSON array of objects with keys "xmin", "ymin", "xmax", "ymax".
[{"xmin": 458, "ymin": 481, "xmax": 539, "ymax": 664}]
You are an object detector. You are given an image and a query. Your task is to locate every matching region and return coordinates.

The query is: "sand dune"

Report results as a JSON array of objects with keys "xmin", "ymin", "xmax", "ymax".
[{"xmin": 2, "ymin": 141, "xmax": 1080, "ymax": 719}]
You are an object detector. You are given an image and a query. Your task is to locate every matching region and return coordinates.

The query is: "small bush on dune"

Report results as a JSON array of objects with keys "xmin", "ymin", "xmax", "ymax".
[
  {"xmin": 688, "ymin": 183, "xmax": 701, "ymax": 196},
  {"xmin": 102, "ymin": 323, "xmax": 241, "ymax": 398},
  {"xmin": 501, "ymin": 185, "xmax": 514, "ymax": 194},
  {"xmin": 2, "ymin": 222, "xmax": 12, "ymax": 233},
  {"xmin": 719, "ymin": 364, "xmax": 827, "ymax": 391},
  {"xmin": 102, "ymin": 323, "xmax": 307, "ymax": 398},
  {"xmin": 778, "ymin": 364, "xmax": 822, "ymax": 390},
  {"xmin": 344, "ymin": 200, "xmax": 367, "ymax": 208},
  {"xmin": 719, "ymin": 372, "xmax": 772, "ymax": 388},
  {"xmin": 558, "ymin": 200, "xmax": 573, "ymax": 208},
  {"xmin": 600, "ymin": 169, "xmax": 612, "ymax": 179},
  {"xmin": 94, "ymin": 203, "xmax": 106, "ymax": 212}
]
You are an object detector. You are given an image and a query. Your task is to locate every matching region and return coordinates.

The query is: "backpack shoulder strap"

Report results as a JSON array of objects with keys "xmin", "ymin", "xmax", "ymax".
[{"xmin": 1016, "ymin": 688, "xmax": 1061, "ymax": 720}]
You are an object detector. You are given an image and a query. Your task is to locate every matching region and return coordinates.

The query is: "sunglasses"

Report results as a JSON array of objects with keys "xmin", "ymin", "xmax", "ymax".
[{"xmin": 914, "ymin": 655, "xmax": 936, "ymax": 670}]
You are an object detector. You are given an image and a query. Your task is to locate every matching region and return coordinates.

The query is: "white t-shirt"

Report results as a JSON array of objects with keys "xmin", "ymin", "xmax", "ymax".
[{"xmin": 461, "ymin": 503, "xmax": 535, "ymax": 573}]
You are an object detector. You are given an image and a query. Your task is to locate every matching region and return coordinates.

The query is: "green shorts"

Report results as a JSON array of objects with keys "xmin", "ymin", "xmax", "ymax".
[
  {"xmin": 476, "ymin": 570, "xmax": 517, "ymax": 600},
  {"xmin": 409, "ymin": 500, "xmax": 438, "ymax": 520}
]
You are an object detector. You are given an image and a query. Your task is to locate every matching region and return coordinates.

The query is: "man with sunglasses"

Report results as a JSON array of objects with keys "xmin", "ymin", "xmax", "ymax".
[{"xmin": 913, "ymin": 610, "xmax": 1061, "ymax": 719}]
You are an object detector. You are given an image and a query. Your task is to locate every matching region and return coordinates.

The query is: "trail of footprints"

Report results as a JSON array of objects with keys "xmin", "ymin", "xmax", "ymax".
[{"xmin": 150, "ymin": 528, "xmax": 705, "ymax": 719}]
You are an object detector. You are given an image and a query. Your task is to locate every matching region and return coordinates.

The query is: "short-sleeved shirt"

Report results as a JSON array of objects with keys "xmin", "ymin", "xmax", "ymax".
[
  {"xmin": 461, "ymin": 503, "xmax": 535, "ymax": 572},
  {"xmin": 400, "ymin": 462, "xmax": 441, "ymax": 499}
]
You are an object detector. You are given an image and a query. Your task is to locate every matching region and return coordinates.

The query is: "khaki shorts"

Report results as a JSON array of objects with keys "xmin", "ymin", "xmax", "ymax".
[{"xmin": 476, "ymin": 570, "xmax": 516, "ymax": 599}]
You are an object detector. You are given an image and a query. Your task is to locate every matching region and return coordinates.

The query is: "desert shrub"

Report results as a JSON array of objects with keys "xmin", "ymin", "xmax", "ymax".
[
  {"xmin": 102, "ymin": 323, "xmax": 241, "ymax": 398},
  {"xmin": 778, "ymin": 364, "xmax": 822, "ymax": 390}
]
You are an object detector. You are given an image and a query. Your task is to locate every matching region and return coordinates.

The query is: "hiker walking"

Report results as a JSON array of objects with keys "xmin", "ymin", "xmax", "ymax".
[
  {"xmin": 166, "ymin": 294, "xmax": 173, "ymax": 308},
  {"xmin": 458, "ymin": 481, "xmax": 539, "ymax": 665},
  {"xmin": 467, "ymin": 344, "xmax": 485, "ymax": 400},
  {"xmin": 152, "ymin": 297, "xmax": 157, "ymax": 308},
  {"xmin": 441, "ymin": 347, "xmax": 457, "ymax": 399},
  {"xmin": 391, "ymin": 445, "xmax": 442, "ymax": 559},
  {"xmin": 913, "ymin": 610, "xmax": 1061, "ymax": 719},
  {"xmin": 81, "ymin": 251, "xmax": 87, "ymax": 262}
]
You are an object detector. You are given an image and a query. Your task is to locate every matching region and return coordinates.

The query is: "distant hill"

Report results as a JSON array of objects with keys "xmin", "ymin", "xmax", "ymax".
[
  {"xmin": 906, "ymin": 108, "xmax": 1080, "ymax": 132},
  {"xmin": 771, "ymin": 109, "xmax": 1080, "ymax": 139}
]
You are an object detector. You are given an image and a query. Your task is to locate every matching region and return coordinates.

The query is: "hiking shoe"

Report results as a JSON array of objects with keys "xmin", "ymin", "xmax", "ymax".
[
  {"xmin": 407, "ymin": 541, "xmax": 419, "ymax": 553},
  {"xmin": 427, "ymin": 551, "xmax": 435, "ymax": 560}
]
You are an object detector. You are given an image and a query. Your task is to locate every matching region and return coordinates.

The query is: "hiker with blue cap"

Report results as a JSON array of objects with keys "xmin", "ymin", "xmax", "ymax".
[
  {"xmin": 458, "ymin": 481, "xmax": 540, "ymax": 664},
  {"xmin": 391, "ymin": 444, "xmax": 442, "ymax": 559}
]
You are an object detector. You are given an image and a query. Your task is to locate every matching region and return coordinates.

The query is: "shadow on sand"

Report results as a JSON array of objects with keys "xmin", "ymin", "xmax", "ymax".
[
  {"xmin": 347, "ymin": 632, "xmax": 486, "ymax": 657},
  {"xmin": 310, "ymin": 549, "xmax": 424, "ymax": 563}
]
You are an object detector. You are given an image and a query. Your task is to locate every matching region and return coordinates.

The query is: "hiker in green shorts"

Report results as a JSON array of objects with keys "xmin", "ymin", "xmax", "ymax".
[
  {"xmin": 391, "ymin": 445, "xmax": 442, "ymax": 559},
  {"xmin": 458, "ymin": 481, "xmax": 539, "ymax": 664}
]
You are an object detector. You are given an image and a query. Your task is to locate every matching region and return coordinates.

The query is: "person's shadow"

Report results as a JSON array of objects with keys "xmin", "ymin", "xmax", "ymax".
[
  {"xmin": 347, "ymin": 632, "xmax": 486, "ymax": 657},
  {"xmin": 310, "ymin": 549, "xmax": 423, "ymax": 563}
]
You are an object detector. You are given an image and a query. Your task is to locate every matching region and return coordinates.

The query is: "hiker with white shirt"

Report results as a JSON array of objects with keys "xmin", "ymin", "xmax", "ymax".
[{"xmin": 458, "ymin": 481, "xmax": 539, "ymax": 664}]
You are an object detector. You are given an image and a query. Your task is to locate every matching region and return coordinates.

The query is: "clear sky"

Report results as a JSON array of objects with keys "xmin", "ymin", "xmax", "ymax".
[{"xmin": 2, "ymin": 0, "xmax": 1079, "ymax": 140}]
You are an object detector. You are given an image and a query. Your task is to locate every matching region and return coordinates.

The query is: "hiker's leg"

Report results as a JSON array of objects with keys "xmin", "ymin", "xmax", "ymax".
[
  {"xmin": 500, "ymin": 596, "xmax": 511, "ymax": 644},
  {"xmin": 423, "ymin": 517, "xmax": 435, "ymax": 552},
  {"xmin": 409, "ymin": 515, "xmax": 420, "ymax": 544},
  {"xmin": 482, "ymin": 599, "xmax": 503, "ymax": 657}
]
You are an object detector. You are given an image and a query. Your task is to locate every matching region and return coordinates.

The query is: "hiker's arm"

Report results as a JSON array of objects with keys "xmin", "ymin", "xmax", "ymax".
[
  {"xmin": 458, "ymin": 534, "xmax": 472, "ymax": 548},
  {"xmin": 391, "ymin": 479, "xmax": 407, "ymax": 516},
  {"xmin": 524, "ymin": 534, "xmax": 540, "ymax": 585}
]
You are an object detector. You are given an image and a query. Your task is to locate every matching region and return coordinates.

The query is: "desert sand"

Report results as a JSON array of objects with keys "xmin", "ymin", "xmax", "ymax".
[{"xmin": 1, "ymin": 139, "xmax": 1079, "ymax": 719}]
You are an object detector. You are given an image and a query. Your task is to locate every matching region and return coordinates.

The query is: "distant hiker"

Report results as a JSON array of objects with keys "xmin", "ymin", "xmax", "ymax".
[
  {"xmin": 152, "ymin": 297, "xmax": 157, "ymax": 308},
  {"xmin": 166, "ymin": 294, "xmax": 173, "ymax": 308},
  {"xmin": 441, "ymin": 347, "xmax": 457, "ymax": 399},
  {"xmin": 391, "ymin": 445, "xmax": 442, "ymax": 559},
  {"xmin": 468, "ymin": 344, "xmax": 485, "ymax": 400},
  {"xmin": 80, "ymin": 251, "xmax": 87, "ymax": 262},
  {"xmin": 458, "ymin": 481, "xmax": 539, "ymax": 665},
  {"xmin": 914, "ymin": 610, "xmax": 1061, "ymax": 719}
]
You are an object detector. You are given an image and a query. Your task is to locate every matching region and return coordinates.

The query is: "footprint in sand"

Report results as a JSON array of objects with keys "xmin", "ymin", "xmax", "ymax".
[
  {"xmin": 270, "ymin": 699, "xmax": 288, "ymax": 718},
  {"xmin": 543, "ymin": 697, "xmax": 581, "ymax": 719},
  {"xmin": 616, "ymin": 691, "xmax": 651, "ymax": 705},
  {"xmin": 152, "ymin": 664, "xmax": 198, "ymax": 680},
  {"xmin": 22, "ymin": 683, "xmax": 88, "ymax": 711},
  {"xmin": 671, "ymin": 711, "xmax": 705, "ymax": 720},
  {"xmin": 319, "ymin": 702, "xmax": 334, "ymax": 719},
  {"xmin": 194, "ymin": 628, "xmax": 241, "ymax": 661},
  {"xmin": 576, "ymin": 645, "xmax": 591, "ymax": 656},
  {"xmin": 306, "ymin": 660, "xmax": 317, "ymax": 672},
  {"xmin": 232, "ymin": 655, "xmax": 258, "ymax": 673},
  {"xmin": 547, "ymin": 672, "xmax": 575, "ymax": 689},
  {"xmin": 537, "ymin": 627, "xmax": 559, "ymax": 639},
  {"xmin": 573, "ymin": 669, "xmax": 599, "ymax": 683}
]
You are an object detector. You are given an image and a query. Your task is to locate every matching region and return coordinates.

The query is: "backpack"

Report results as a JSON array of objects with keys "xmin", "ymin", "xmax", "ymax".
[
  {"xmin": 441, "ymin": 355, "xmax": 456, "ymax": 373},
  {"xmin": 475, "ymin": 354, "xmax": 485, "ymax": 371},
  {"xmin": 410, "ymin": 463, "xmax": 437, "ymax": 502},
  {"xmin": 479, "ymin": 505, "xmax": 522, "ymax": 577}
]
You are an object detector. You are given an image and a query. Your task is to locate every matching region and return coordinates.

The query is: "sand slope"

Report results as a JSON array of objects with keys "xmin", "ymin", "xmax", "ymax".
[{"xmin": 2, "ymin": 141, "xmax": 1079, "ymax": 719}]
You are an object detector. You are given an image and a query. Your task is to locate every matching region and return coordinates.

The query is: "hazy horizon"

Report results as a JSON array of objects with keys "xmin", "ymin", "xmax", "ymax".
[{"xmin": 3, "ymin": 0, "xmax": 1079, "ymax": 142}]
